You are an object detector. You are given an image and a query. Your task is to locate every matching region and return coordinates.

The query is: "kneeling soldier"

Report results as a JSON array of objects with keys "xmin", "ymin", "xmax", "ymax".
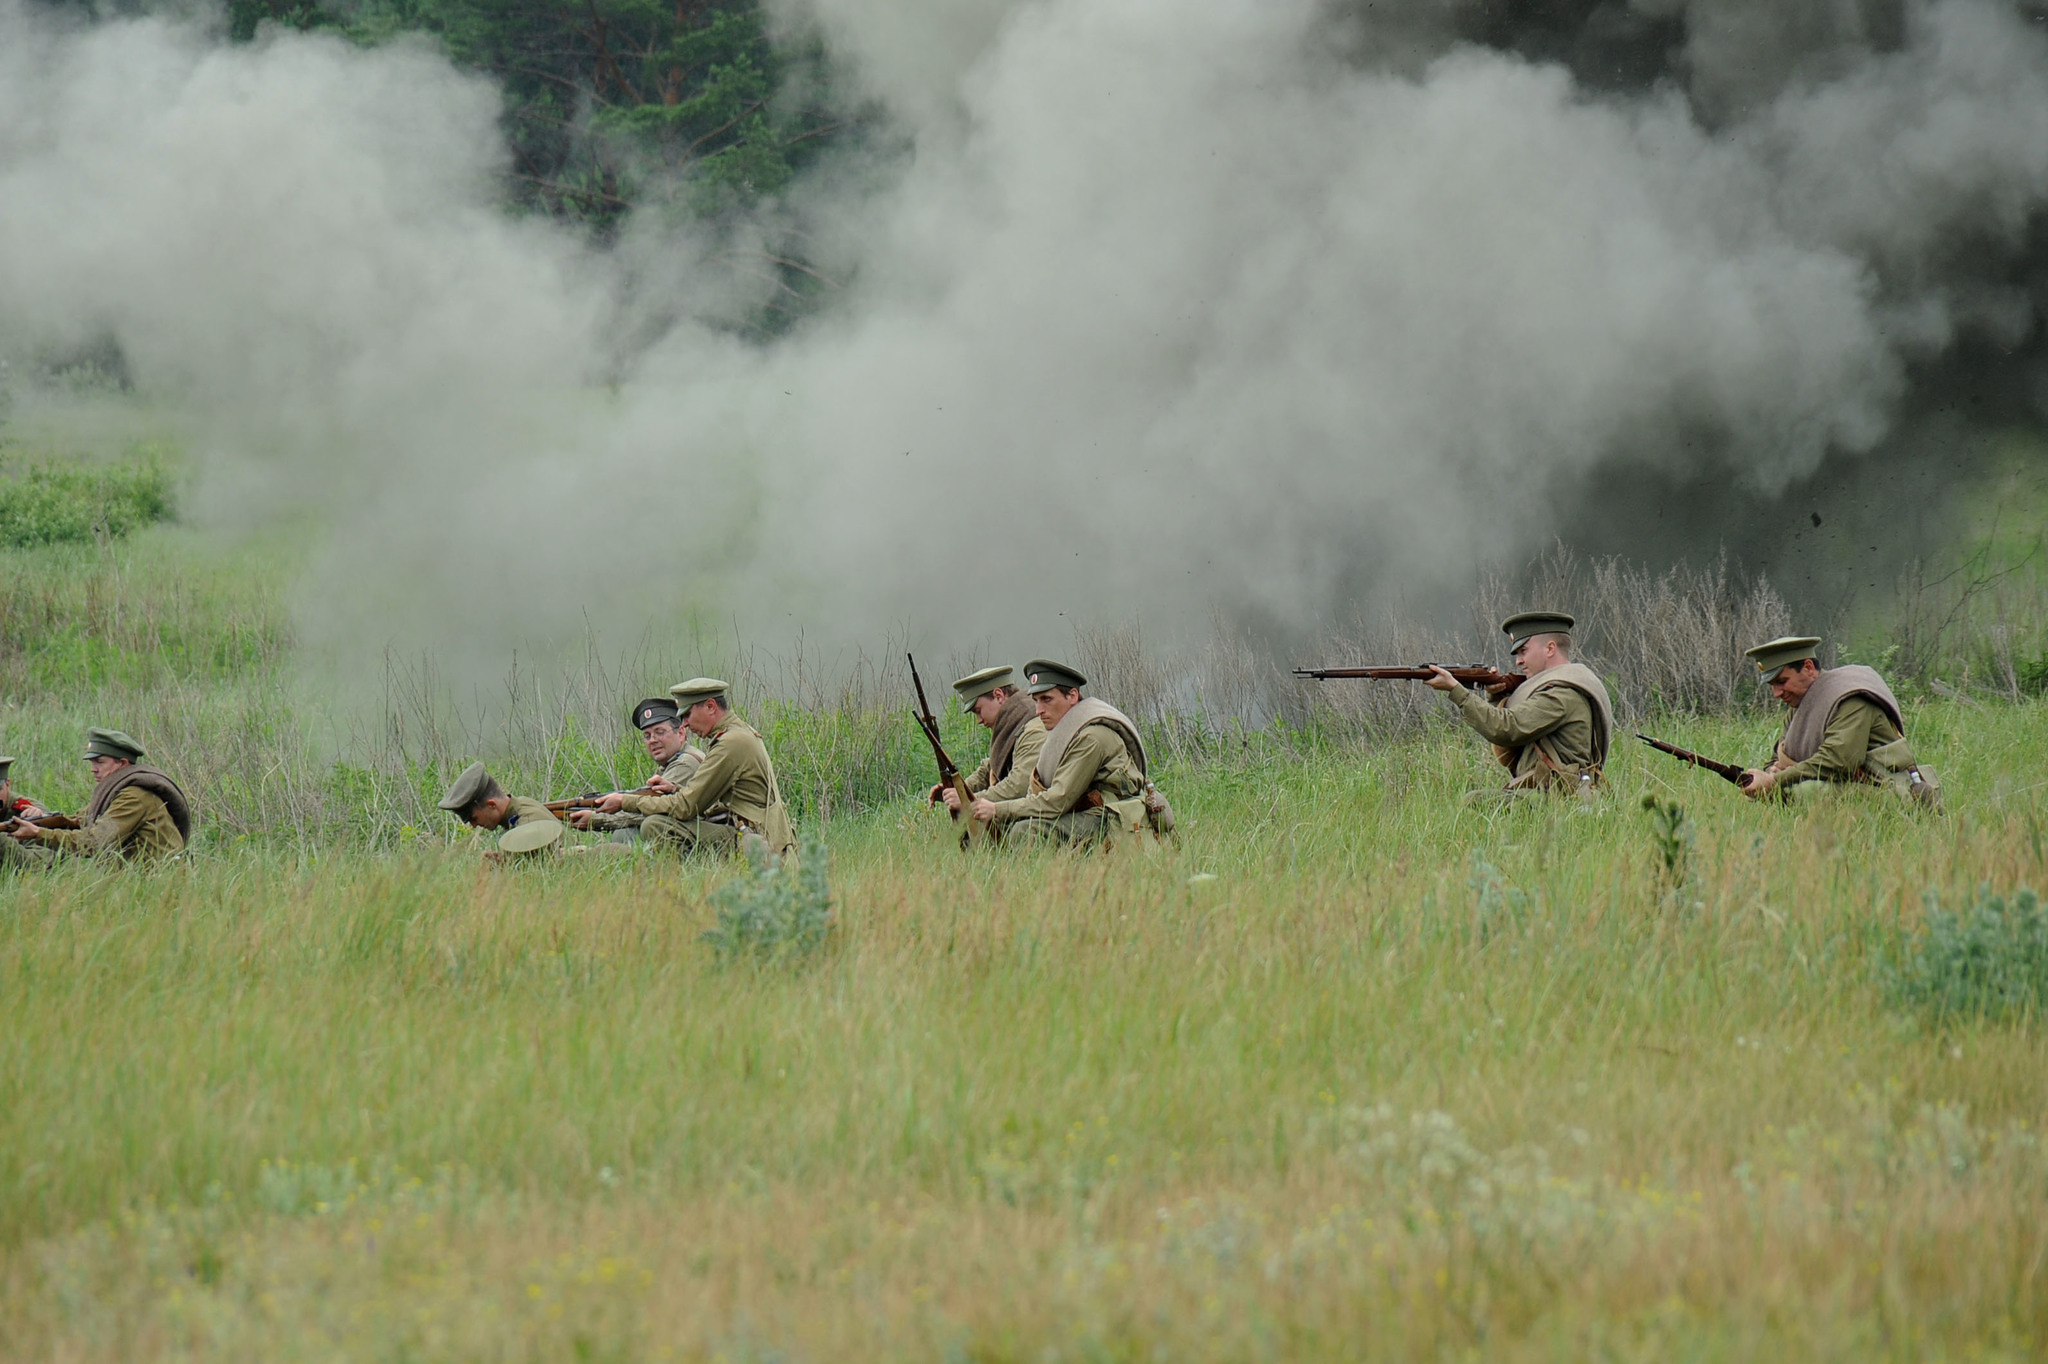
[
  {"xmin": 1740, "ymin": 636, "xmax": 1937, "ymax": 805},
  {"xmin": 932, "ymin": 665, "xmax": 1047, "ymax": 815},
  {"xmin": 9, "ymin": 729, "xmax": 192, "ymax": 862},
  {"xmin": 1427, "ymin": 612, "xmax": 1613, "ymax": 800},
  {"xmin": 0, "ymin": 756, "xmax": 57, "ymax": 869},
  {"xmin": 439, "ymin": 761, "xmax": 564, "ymax": 857},
  {"xmin": 589, "ymin": 679, "xmax": 796, "ymax": 859},
  {"xmin": 571, "ymin": 697, "xmax": 706, "ymax": 843},
  {"xmin": 971, "ymin": 659, "xmax": 1171, "ymax": 849}
]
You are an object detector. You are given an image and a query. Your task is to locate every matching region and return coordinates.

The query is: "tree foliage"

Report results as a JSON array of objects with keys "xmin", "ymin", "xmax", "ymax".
[{"xmin": 192, "ymin": 0, "xmax": 847, "ymax": 232}]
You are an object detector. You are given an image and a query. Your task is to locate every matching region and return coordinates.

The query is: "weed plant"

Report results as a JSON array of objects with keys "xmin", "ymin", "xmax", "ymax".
[
  {"xmin": 1886, "ymin": 884, "xmax": 2048, "ymax": 1024},
  {"xmin": 704, "ymin": 830, "xmax": 833, "ymax": 964}
]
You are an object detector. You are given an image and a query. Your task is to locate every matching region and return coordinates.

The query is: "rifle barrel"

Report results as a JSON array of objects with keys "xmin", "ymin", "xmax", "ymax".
[{"xmin": 1634, "ymin": 734, "xmax": 1749, "ymax": 786}]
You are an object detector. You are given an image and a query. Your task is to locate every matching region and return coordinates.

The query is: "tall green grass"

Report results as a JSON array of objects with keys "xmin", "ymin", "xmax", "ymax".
[{"xmin": 3, "ymin": 713, "xmax": 2046, "ymax": 1359}]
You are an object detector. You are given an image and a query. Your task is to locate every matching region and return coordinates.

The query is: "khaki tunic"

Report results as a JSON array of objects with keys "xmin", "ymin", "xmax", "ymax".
[
  {"xmin": 1774, "ymin": 696, "xmax": 1904, "ymax": 786},
  {"xmin": 581, "ymin": 747, "xmax": 704, "ymax": 831},
  {"xmin": 41, "ymin": 786, "xmax": 186, "ymax": 860},
  {"xmin": 621, "ymin": 715, "xmax": 795, "ymax": 856},
  {"xmin": 502, "ymin": 794, "xmax": 561, "ymax": 832},
  {"xmin": 1448, "ymin": 670, "xmax": 1607, "ymax": 789},
  {"xmin": 987, "ymin": 722, "xmax": 1144, "ymax": 825},
  {"xmin": 972, "ymin": 717, "xmax": 1048, "ymax": 803}
]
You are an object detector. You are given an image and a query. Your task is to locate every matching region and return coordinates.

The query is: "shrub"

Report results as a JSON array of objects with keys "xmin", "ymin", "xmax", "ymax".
[
  {"xmin": 1884, "ymin": 885, "xmax": 2048, "ymax": 1024},
  {"xmin": 703, "ymin": 831, "xmax": 832, "ymax": 965},
  {"xmin": 0, "ymin": 452, "xmax": 173, "ymax": 547}
]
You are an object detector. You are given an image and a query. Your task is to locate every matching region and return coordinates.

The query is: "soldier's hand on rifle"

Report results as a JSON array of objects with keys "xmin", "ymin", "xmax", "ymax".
[
  {"xmin": 595, "ymin": 792, "xmax": 627, "ymax": 814},
  {"xmin": 941, "ymin": 786, "xmax": 962, "ymax": 813},
  {"xmin": 567, "ymin": 810, "xmax": 595, "ymax": 830},
  {"xmin": 1424, "ymin": 665, "xmax": 1460, "ymax": 692},
  {"xmin": 646, "ymin": 775, "xmax": 677, "ymax": 795},
  {"xmin": 16, "ymin": 803, "xmax": 44, "ymax": 820},
  {"xmin": 970, "ymin": 796, "xmax": 998, "ymax": 822},
  {"xmin": 11, "ymin": 822, "xmax": 43, "ymax": 842},
  {"xmin": 1740, "ymin": 768, "xmax": 1775, "ymax": 799},
  {"xmin": 926, "ymin": 783, "xmax": 944, "ymax": 805}
]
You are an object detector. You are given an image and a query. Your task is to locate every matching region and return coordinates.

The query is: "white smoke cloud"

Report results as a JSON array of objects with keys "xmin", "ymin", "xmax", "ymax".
[{"xmin": 0, "ymin": 0, "xmax": 2045, "ymax": 672}]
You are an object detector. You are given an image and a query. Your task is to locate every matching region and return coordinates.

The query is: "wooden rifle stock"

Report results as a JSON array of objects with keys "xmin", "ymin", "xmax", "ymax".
[
  {"xmin": 909, "ymin": 653, "xmax": 985, "ymax": 848},
  {"xmin": 1, "ymin": 811, "xmax": 82, "ymax": 834},
  {"xmin": 545, "ymin": 786, "xmax": 654, "ymax": 814},
  {"xmin": 1635, "ymin": 734, "xmax": 1754, "ymax": 788}
]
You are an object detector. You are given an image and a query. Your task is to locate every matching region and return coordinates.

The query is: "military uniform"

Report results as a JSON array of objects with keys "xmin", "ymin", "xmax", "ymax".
[
  {"xmin": 1444, "ymin": 613, "xmax": 1613, "ymax": 799},
  {"xmin": 1745, "ymin": 636, "xmax": 1937, "ymax": 804},
  {"xmin": 0, "ymin": 756, "xmax": 56, "ymax": 870},
  {"xmin": 581, "ymin": 698, "xmax": 706, "ymax": 842},
  {"xmin": 616, "ymin": 679, "xmax": 796, "ymax": 858},
  {"xmin": 439, "ymin": 761, "xmax": 563, "ymax": 857},
  {"xmin": 983, "ymin": 660, "xmax": 1169, "ymax": 849},
  {"xmin": 32, "ymin": 730, "xmax": 191, "ymax": 862},
  {"xmin": 951, "ymin": 666, "xmax": 1048, "ymax": 803}
]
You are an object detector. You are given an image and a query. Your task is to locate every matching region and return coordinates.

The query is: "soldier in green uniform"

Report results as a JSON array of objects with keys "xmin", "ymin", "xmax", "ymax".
[
  {"xmin": 8, "ymin": 729, "xmax": 191, "ymax": 862},
  {"xmin": 438, "ymin": 761, "xmax": 563, "ymax": 858},
  {"xmin": 971, "ymin": 659, "xmax": 1171, "ymax": 849},
  {"xmin": 1739, "ymin": 636, "xmax": 1937, "ymax": 804},
  {"xmin": 930, "ymin": 665, "xmax": 1048, "ymax": 815},
  {"xmin": 570, "ymin": 697, "xmax": 705, "ymax": 844},
  {"xmin": 588, "ymin": 679, "xmax": 796, "ymax": 859},
  {"xmin": 1426, "ymin": 612, "xmax": 1613, "ymax": 800},
  {"xmin": 0, "ymin": 756, "xmax": 57, "ymax": 869}
]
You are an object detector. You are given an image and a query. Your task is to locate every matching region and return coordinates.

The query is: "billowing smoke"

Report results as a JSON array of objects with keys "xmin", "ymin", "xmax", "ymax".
[{"xmin": 2, "ymin": 0, "xmax": 2047, "ymax": 673}]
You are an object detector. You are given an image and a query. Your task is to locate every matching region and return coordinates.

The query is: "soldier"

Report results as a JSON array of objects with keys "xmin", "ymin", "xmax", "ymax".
[
  {"xmin": 1426, "ymin": 611, "xmax": 1613, "ymax": 799},
  {"xmin": 438, "ymin": 761, "xmax": 564, "ymax": 858},
  {"xmin": 1739, "ymin": 636, "xmax": 1937, "ymax": 804},
  {"xmin": 8, "ymin": 729, "xmax": 191, "ymax": 861},
  {"xmin": 970, "ymin": 659, "xmax": 1171, "ymax": 849},
  {"xmin": 569, "ymin": 697, "xmax": 705, "ymax": 843},
  {"xmin": 588, "ymin": 679, "xmax": 796, "ymax": 859},
  {"xmin": 0, "ymin": 756, "xmax": 56, "ymax": 869},
  {"xmin": 930, "ymin": 664, "xmax": 1047, "ymax": 814}
]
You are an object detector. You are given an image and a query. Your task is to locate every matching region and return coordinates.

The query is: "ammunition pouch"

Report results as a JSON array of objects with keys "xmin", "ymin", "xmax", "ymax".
[{"xmin": 1864, "ymin": 737, "xmax": 1941, "ymax": 810}]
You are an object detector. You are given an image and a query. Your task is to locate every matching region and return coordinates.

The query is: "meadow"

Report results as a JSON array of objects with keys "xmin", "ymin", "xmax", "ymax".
[{"xmin": 1, "ymin": 435, "xmax": 2046, "ymax": 1360}]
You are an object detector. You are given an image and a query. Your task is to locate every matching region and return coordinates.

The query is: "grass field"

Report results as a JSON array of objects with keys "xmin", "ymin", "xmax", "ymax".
[{"xmin": 1, "ymin": 434, "xmax": 2047, "ymax": 1359}]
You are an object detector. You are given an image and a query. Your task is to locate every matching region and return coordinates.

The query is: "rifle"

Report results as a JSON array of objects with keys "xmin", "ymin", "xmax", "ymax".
[
  {"xmin": 1, "ymin": 811, "xmax": 83, "ymax": 834},
  {"xmin": 1294, "ymin": 664, "xmax": 1525, "ymax": 694},
  {"xmin": 545, "ymin": 786, "xmax": 655, "ymax": 814},
  {"xmin": 909, "ymin": 653, "xmax": 984, "ymax": 848},
  {"xmin": 1635, "ymin": 734, "xmax": 1755, "ymax": 788}
]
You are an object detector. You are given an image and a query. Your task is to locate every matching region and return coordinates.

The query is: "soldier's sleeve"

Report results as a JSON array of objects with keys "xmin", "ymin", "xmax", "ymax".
[
  {"xmin": 40, "ymin": 787, "xmax": 153, "ymax": 856},
  {"xmin": 963, "ymin": 758, "xmax": 993, "ymax": 795},
  {"xmin": 626, "ymin": 739, "xmax": 732, "ymax": 822},
  {"xmin": 981, "ymin": 723, "xmax": 1047, "ymax": 803},
  {"xmin": 1448, "ymin": 683, "xmax": 1573, "ymax": 746},
  {"xmin": 988, "ymin": 726, "xmax": 1110, "ymax": 822},
  {"xmin": 1776, "ymin": 697, "xmax": 1882, "ymax": 786}
]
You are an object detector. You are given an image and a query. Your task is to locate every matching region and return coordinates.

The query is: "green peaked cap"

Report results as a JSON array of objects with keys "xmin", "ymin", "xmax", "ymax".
[
  {"xmin": 1745, "ymin": 636, "xmax": 1823, "ymax": 676},
  {"xmin": 952, "ymin": 664, "xmax": 1016, "ymax": 711},
  {"xmin": 438, "ymin": 761, "xmax": 493, "ymax": 812},
  {"xmin": 84, "ymin": 728, "xmax": 145, "ymax": 761},
  {"xmin": 499, "ymin": 820, "xmax": 564, "ymax": 855},
  {"xmin": 1500, "ymin": 612, "xmax": 1574, "ymax": 649},
  {"xmin": 669, "ymin": 678, "xmax": 730, "ymax": 708},
  {"xmin": 1021, "ymin": 659, "xmax": 1085, "ymax": 694}
]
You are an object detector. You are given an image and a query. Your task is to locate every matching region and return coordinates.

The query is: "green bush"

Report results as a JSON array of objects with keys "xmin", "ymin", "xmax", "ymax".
[
  {"xmin": 0, "ymin": 454, "xmax": 173, "ymax": 547},
  {"xmin": 703, "ymin": 831, "xmax": 833, "ymax": 965},
  {"xmin": 1885, "ymin": 885, "xmax": 2048, "ymax": 1023}
]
